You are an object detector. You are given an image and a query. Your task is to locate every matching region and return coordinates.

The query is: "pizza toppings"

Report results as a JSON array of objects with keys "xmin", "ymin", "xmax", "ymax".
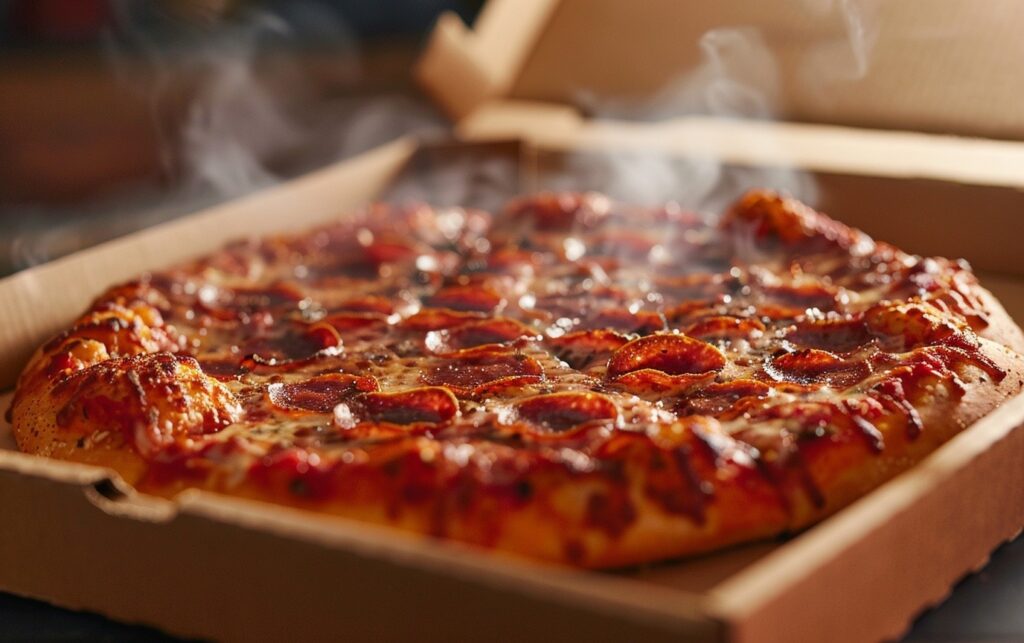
[
  {"xmin": 52, "ymin": 353, "xmax": 242, "ymax": 457},
  {"xmin": 504, "ymin": 191, "xmax": 611, "ymax": 232},
  {"xmin": 350, "ymin": 387, "xmax": 459, "ymax": 427},
  {"xmin": 425, "ymin": 318, "xmax": 540, "ymax": 354},
  {"xmin": 267, "ymin": 374, "xmax": 379, "ymax": 413},
  {"xmin": 12, "ymin": 189, "xmax": 1023, "ymax": 569},
  {"xmin": 422, "ymin": 346, "xmax": 544, "ymax": 396},
  {"xmin": 424, "ymin": 284, "xmax": 506, "ymax": 313},
  {"xmin": 606, "ymin": 334, "xmax": 727, "ymax": 379},
  {"xmin": 516, "ymin": 392, "xmax": 619, "ymax": 432}
]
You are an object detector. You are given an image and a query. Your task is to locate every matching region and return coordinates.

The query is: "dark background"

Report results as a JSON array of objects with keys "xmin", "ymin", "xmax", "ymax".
[{"xmin": 0, "ymin": 0, "xmax": 480, "ymax": 276}]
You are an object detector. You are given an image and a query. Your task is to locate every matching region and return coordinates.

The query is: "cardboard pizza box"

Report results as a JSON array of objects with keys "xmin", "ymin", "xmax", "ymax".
[{"xmin": 2, "ymin": 2, "xmax": 1024, "ymax": 642}]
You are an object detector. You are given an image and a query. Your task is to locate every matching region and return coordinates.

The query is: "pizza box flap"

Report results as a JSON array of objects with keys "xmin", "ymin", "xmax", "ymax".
[{"xmin": 416, "ymin": 0, "xmax": 1024, "ymax": 141}]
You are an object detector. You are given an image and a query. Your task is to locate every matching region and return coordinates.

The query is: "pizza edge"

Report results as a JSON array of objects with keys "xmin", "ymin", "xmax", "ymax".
[{"xmin": 9, "ymin": 197, "xmax": 1024, "ymax": 569}]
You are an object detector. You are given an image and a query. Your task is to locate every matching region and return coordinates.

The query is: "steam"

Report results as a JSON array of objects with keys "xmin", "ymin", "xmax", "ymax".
[
  {"xmin": 103, "ymin": 1, "xmax": 445, "ymax": 200},
  {"xmin": 563, "ymin": 0, "xmax": 884, "ymax": 215},
  {"xmin": 177, "ymin": 12, "xmax": 302, "ymax": 196},
  {"xmin": 798, "ymin": 0, "xmax": 883, "ymax": 98},
  {"xmin": 1, "ymin": 2, "xmax": 886, "ymax": 276},
  {"xmin": 110, "ymin": 1, "xmax": 883, "ymax": 212}
]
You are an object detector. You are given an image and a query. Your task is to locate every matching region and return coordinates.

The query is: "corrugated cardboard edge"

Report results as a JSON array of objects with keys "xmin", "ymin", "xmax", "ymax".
[
  {"xmin": 458, "ymin": 102, "xmax": 1024, "ymax": 189},
  {"xmin": 413, "ymin": 0, "xmax": 559, "ymax": 119},
  {"xmin": 0, "ymin": 137, "xmax": 417, "ymax": 390}
]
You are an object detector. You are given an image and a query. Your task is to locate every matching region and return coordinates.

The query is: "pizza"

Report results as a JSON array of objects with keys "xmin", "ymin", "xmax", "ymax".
[{"xmin": 9, "ymin": 190, "xmax": 1024, "ymax": 568}]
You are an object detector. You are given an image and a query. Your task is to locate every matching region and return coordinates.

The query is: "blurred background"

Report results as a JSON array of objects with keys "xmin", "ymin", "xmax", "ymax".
[{"xmin": 0, "ymin": 0, "xmax": 482, "ymax": 276}]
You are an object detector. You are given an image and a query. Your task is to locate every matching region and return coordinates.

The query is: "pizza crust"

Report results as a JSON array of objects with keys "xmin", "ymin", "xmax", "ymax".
[{"xmin": 10, "ymin": 191, "xmax": 1024, "ymax": 569}]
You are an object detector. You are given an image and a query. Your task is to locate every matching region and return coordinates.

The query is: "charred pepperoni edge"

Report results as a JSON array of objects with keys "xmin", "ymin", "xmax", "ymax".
[
  {"xmin": 399, "ymin": 309, "xmax": 489, "ymax": 331},
  {"xmin": 685, "ymin": 316, "xmax": 765, "ymax": 340},
  {"xmin": 423, "ymin": 285, "xmax": 506, "ymax": 313},
  {"xmin": 608, "ymin": 370, "xmax": 715, "ymax": 395},
  {"xmin": 504, "ymin": 192, "xmax": 610, "ymax": 232},
  {"xmin": 675, "ymin": 379, "xmax": 772, "ymax": 418},
  {"xmin": 606, "ymin": 334, "xmax": 727, "ymax": 379},
  {"xmin": 785, "ymin": 315, "xmax": 873, "ymax": 353},
  {"xmin": 346, "ymin": 387, "xmax": 460, "ymax": 427},
  {"xmin": 546, "ymin": 329, "xmax": 629, "ymax": 369},
  {"xmin": 425, "ymin": 318, "xmax": 541, "ymax": 354},
  {"xmin": 267, "ymin": 374, "xmax": 380, "ymax": 413},
  {"xmin": 516, "ymin": 392, "xmax": 619, "ymax": 432},
  {"xmin": 421, "ymin": 346, "xmax": 545, "ymax": 397},
  {"xmin": 579, "ymin": 309, "xmax": 666, "ymax": 335},
  {"xmin": 765, "ymin": 348, "xmax": 868, "ymax": 386}
]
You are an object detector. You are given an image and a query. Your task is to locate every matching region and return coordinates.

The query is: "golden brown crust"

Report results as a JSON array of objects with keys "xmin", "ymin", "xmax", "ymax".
[{"xmin": 11, "ymin": 190, "xmax": 1024, "ymax": 569}]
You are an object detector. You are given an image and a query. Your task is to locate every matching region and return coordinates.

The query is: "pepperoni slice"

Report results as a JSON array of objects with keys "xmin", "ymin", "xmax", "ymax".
[
  {"xmin": 580, "ymin": 309, "xmax": 665, "ymax": 335},
  {"xmin": 764, "ymin": 283, "xmax": 839, "ymax": 310},
  {"xmin": 609, "ymin": 370, "xmax": 716, "ymax": 396},
  {"xmin": 516, "ymin": 392, "xmax": 619, "ymax": 432},
  {"xmin": 363, "ymin": 239, "xmax": 418, "ymax": 265},
  {"xmin": 267, "ymin": 374, "xmax": 379, "ymax": 413},
  {"xmin": 677, "ymin": 379, "xmax": 772, "ymax": 418},
  {"xmin": 200, "ymin": 283, "xmax": 304, "ymax": 320},
  {"xmin": 685, "ymin": 316, "xmax": 765, "ymax": 340},
  {"xmin": 422, "ymin": 347, "xmax": 544, "ymax": 396},
  {"xmin": 335, "ymin": 295, "xmax": 395, "ymax": 315},
  {"xmin": 547, "ymin": 329, "xmax": 629, "ymax": 370},
  {"xmin": 425, "ymin": 318, "xmax": 540, "ymax": 354},
  {"xmin": 772, "ymin": 348, "xmax": 844, "ymax": 373},
  {"xmin": 399, "ymin": 309, "xmax": 488, "ymax": 331},
  {"xmin": 786, "ymin": 315, "xmax": 872, "ymax": 352},
  {"xmin": 304, "ymin": 322, "xmax": 343, "ymax": 350},
  {"xmin": 767, "ymin": 349, "xmax": 870, "ymax": 388},
  {"xmin": 505, "ymin": 192, "xmax": 610, "ymax": 232},
  {"xmin": 320, "ymin": 312, "xmax": 388, "ymax": 332},
  {"xmin": 470, "ymin": 375, "xmax": 545, "ymax": 399},
  {"xmin": 606, "ymin": 334, "xmax": 726, "ymax": 379},
  {"xmin": 242, "ymin": 331, "xmax": 332, "ymax": 365},
  {"xmin": 588, "ymin": 230, "xmax": 657, "ymax": 259},
  {"xmin": 423, "ymin": 284, "xmax": 505, "ymax": 313},
  {"xmin": 356, "ymin": 387, "xmax": 459, "ymax": 426}
]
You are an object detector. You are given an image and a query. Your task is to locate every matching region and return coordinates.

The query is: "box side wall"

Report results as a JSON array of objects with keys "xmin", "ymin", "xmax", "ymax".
[
  {"xmin": 710, "ymin": 394, "xmax": 1024, "ymax": 643},
  {"xmin": 0, "ymin": 467, "xmax": 719, "ymax": 643}
]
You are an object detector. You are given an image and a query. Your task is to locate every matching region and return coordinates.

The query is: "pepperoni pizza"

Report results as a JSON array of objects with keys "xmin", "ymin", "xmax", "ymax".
[{"xmin": 10, "ymin": 191, "xmax": 1024, "ymax": 567}]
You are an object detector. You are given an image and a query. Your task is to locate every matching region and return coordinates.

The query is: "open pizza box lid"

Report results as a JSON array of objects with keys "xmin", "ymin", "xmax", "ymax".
[{"xmin": 1, "ymin": 2, "xmax": 1024, "ymax": 642}]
